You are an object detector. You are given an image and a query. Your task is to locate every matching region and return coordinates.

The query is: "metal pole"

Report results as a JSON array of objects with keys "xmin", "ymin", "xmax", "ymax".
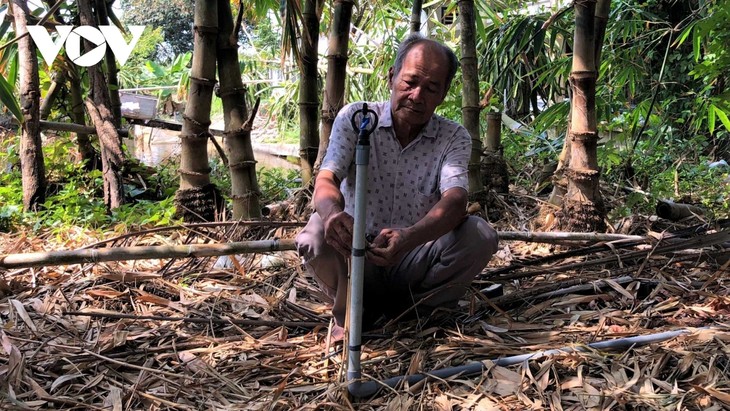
[{"xmin": 347, "ymin": 103, "xmax": 378, "ymax": 393}]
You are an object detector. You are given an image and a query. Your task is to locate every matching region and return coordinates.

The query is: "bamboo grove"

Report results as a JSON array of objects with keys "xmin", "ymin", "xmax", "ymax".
[{"xmin": 1, "ymin": 0, "xmax": 728, "ymax": 230}]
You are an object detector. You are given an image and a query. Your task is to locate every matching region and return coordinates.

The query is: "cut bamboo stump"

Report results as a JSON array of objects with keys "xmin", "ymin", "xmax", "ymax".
[{"xmin": 656, "ymin": 200, "xmax": 705, "ymax": 221}]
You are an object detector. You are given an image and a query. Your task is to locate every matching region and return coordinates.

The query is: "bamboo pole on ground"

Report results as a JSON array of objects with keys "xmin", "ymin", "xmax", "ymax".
[
  {"xmin": 0, "ymin": 232, "xmax": 652, "ymax": 269},
  {"xmin": 40, "ymin": 120, "xmax": 129, "ymax": 137}
]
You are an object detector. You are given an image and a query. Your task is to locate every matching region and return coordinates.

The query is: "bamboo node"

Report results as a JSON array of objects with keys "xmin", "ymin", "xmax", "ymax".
[
  {"xmin": 299, "ymin": 147, "xmax": 319, "ymax": 159},
  {"xmin": 194, "ymin": 25, "xmax": 219, "ymax": 35},
  {"xmin": 222, "ymin": 129, "xmax": 249, "ymax": 137},
  {"xmin": 190, "ymin": 76, "xmax": 218, "ymax": 87},
  {"xmin": 216, "ymin": 86, "xmax": 248, "ymax": 98},
  {"xmin": 231, "ymin": 191, "xmax": 262, "ymax": 200},
  {"xmin": 182, "ymin": 114, "xmax": 212, "ymax": 128},
  {"xmin": 179, "ymin": 132, "xmax": 211, "ymax": 141},
  {"xmin": 569, "ymin": 71, "xmax": 597, "ymax": 81},
  {"xmin": 179, "ymin": 168, "xmax": 213, "ymax": 177},
  {"xmin": 229, "ymin": 160, "xmax": 257, "ymax": 170},
  {"xmin": 566, "ymin": 167, "xmax": 600, "ymax": 181},
  {"xmin": 570, "ymin": 132, "xmax": 598, "ymax": 142}
]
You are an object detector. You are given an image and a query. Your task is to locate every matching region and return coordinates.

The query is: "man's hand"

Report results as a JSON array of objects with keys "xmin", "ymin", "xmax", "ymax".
[
  {"xmin": 366, "ymin": 228, "xmax": 413, "ymax": 266},
  {"xmin": 323, "ymin": 211, "xmax": 354, "ymax": 257}
]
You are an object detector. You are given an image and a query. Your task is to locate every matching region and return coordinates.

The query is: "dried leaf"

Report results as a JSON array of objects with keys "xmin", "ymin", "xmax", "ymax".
[
  {"xmin": 51, "ymin": 373, "xmax": 84, "ymax": 392},
  {"xmin": 10, "ymin": 299, "xmax": 37, "ymax": 332},
  {"xmin": 603, "ymin": 278, "xmax": 635, "ymax": 301},
  {"xmin": 703, "ymin": 387, "xmax": 730, "ymax": 406},
  {"xmin": 103, "ymin": 386, "xmax": 123, "ymax": 411},
  {"xmin": 490, "ymin": 366, "xmax": 522, "ymax": 396},
  {"xmin": 86, "ymin": 288, "xmax": 126, "ymax": 299}
]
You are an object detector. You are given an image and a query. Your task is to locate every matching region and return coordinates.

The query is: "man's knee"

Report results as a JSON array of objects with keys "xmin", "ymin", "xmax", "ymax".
[
  {"xmin": 295, "ymin": 213, "xmax": 326, "ymax": 263},
  {"xmin": 457, "ymin": 216, "xmax": 499, "ymax": 265}
]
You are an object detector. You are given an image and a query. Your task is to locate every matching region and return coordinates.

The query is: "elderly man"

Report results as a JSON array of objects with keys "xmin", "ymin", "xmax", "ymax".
[{"xmin": 296, "ymin": 34, "xmax": 498, "ymax": 334}]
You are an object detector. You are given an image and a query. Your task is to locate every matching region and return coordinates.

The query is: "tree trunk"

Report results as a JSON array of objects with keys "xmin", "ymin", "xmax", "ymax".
[
  {"xmin": 95, "ymin": 0, "xmax": 121, "ymax": 128},
  {"xmin": 79, "ymin": 0, "xmax": 125, "ymax": 209},
  {"xmin": 410, "ymin": 0, "xmax": 424, "ymax": 33},
  {"xmin": 13, "ymin": 0, "xmax": 46, "ymax": 212},
  {"xmin": 39, "ymin": 70, "xmax": 65, "ymax": 120},
  {"xmin": 175, "ymin": 0, "xmax": 221, "ymax": 222},
  {"xmin": 216, "ymin": 0, "xmax": 261, "ymax": 220},
  {"xmin": 68, "ymin": 66, "xmax": 97, "ymax": 169},
  {"xmin": 298, "ymin": 0, "xmax": 321, "ymax": 187},
  {"xmin": 315, "ymin": 0, "xmax": 353, "ymax": 173},
  {"xmin": 459, "ymin": 0, "xmax": 484, "ymax": 196},
  {"xmin": 557, "ymin": 0, "xmax": 605, "ymax": 232}
]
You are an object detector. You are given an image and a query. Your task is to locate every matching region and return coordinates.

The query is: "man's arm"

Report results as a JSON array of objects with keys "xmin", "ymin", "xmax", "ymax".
[
  {"xmin": 313, "ymin": 170, "xmax": 354, "ymax": 256},
  {"xmin": 367, "ymin": 187, "xmax": 467, "ymax": 266}
]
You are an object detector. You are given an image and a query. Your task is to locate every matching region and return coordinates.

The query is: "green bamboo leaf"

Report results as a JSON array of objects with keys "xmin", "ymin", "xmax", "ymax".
[
  {"xmin": 7, "ymin": 48, "xmax": 18, "ymax": 86},
  {"xmin": 675, "ymin": 21, "xmax": 695, "ymax": 46},
  {"xmin": 714, "ymin": 104, "xmax": 730, "ymax": 132},
  {"xmin": 0, "ymin": 71, "xmax": 22, "ymax": 124},
  {"xmin": 708, "ymin": 104, "xmax": 716, "ymax": 133},
  {"xmin": 692, "ymin": 28, "xmax": 701, "ymax": 62}
]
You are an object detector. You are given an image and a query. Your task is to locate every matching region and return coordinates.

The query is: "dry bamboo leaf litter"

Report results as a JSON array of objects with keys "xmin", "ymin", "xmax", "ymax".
[{"xmin": 1, "ymin": 217, "xmax": 729, "ymax": 409}]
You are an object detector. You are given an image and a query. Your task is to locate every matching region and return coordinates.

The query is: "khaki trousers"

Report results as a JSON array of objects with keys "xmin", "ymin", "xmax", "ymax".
[{"xmin": 295, "ymin": 214, "xmax": 498, "ymax": 326}]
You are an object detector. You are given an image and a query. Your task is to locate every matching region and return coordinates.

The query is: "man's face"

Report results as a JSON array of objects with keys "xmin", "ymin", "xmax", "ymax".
[{"xmin": 389, "ymin": 43, "xmax": 449, "ymax": 129}]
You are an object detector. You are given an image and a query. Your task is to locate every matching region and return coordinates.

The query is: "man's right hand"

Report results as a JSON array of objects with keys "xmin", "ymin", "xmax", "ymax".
[{"xmin": 322, "ymin": 210, "xmax": 354, "ymax": 257}]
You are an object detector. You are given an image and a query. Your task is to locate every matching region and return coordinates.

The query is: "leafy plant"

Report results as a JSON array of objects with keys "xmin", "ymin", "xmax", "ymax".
[{"xmin": 257, "ymin": 167, "xmax": 300, "ymax": 204}]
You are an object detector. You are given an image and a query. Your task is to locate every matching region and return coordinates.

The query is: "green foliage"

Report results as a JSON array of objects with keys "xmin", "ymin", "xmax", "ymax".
[
  {"xmin": 0, "ymin": 70, "xmax": 21, "ymax": 124},
  {"xmin": 119, "ymin": 50, "xmax": 191, "ymax": 102},
  {"xmin": 120, "ymin": 0, "xmax": 194, "ymax": 61},
  {"xmin": 257, "ymin": 167, "xmax": 300, "ymax": 204},
  {"xmin": 0, "ymin": 136, "xmax": 180, "ymax": 232}
]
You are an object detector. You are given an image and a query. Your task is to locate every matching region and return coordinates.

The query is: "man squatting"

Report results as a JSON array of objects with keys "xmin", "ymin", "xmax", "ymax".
[{"xmin": 296, "ymin": 33, "xmax": 499, "ymax": 337}]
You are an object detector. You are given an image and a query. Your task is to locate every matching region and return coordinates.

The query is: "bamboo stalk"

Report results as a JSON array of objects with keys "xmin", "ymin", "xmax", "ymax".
[
  {"xmin": 497, "ymin": 231, "xmax": 646, "ymax": 242},
  {"xmin": 0, "ymin": 239, "xmax": 296, "ymax": 269},
  {"xmin": 298, "ymin": 0, "xmax": 321, "ymax": 186},
  {"xmin": 217, "ymin": 0, "xmax": 261, "ymax": 219},
  {"xmin": 460, "ymin": 0, "xmax": 483, "ymax": 195},
  {"xmin": 40, "ymin": 120, "xmax": 129, "ymax": 137},
  {"xmin": 316, "ymin": 0, "xmax": 353, "ymax": 174},
  {"xmin": 410, "ymin": 0, "xmax": 424, "ymax": 34},
  {"xmin": 0, "ymin": 232, "xmax": 653, "ymax": 269}
]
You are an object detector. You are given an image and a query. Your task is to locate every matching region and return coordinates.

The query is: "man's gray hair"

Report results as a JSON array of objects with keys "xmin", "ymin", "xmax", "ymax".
[{"xmin": 392, "ymin": 33, "xmax": 459, "ymax": 90}]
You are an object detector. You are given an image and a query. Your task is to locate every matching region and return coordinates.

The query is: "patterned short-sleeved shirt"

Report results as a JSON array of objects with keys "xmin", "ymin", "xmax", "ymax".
[{"xmin": 321, "ymin": 101, "xmax": 471, "ymax": 237}]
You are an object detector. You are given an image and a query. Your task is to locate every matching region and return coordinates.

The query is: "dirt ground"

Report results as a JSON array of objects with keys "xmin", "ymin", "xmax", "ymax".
[{"xmin": 1, "ymin": 190, "xmax": 729, "ymax": 410}]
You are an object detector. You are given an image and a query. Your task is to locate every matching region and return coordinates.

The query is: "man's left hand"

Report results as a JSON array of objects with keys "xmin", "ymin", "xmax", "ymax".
[{"xmin": 366, "ymin": 228, "xmax": 413, "ymax": 266}]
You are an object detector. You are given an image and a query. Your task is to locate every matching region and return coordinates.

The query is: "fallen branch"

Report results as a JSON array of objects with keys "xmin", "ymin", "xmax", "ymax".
[
  {"xmin": 0, "ymin": 232, "xmax": 651, "ymax": 269},
  {"xmin": 64, "ymin": 310, "xmax": 324, "ymax": 329},
  {"xmin": 498, "ymin": 231, "xmax": 647, "ymax": 243},
  {"xmin": 40, "ymin": 120, "xmax": 129, "ymax": 137},
  {"xmin": 0, "ymin": 239, "xmax": 296, "ymax": 269}
]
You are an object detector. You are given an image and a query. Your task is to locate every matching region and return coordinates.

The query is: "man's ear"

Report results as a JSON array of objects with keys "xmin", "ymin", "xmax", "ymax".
[{"xmin": 387, "ymin": 67, "xmax": 394, "ymax": 88}]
